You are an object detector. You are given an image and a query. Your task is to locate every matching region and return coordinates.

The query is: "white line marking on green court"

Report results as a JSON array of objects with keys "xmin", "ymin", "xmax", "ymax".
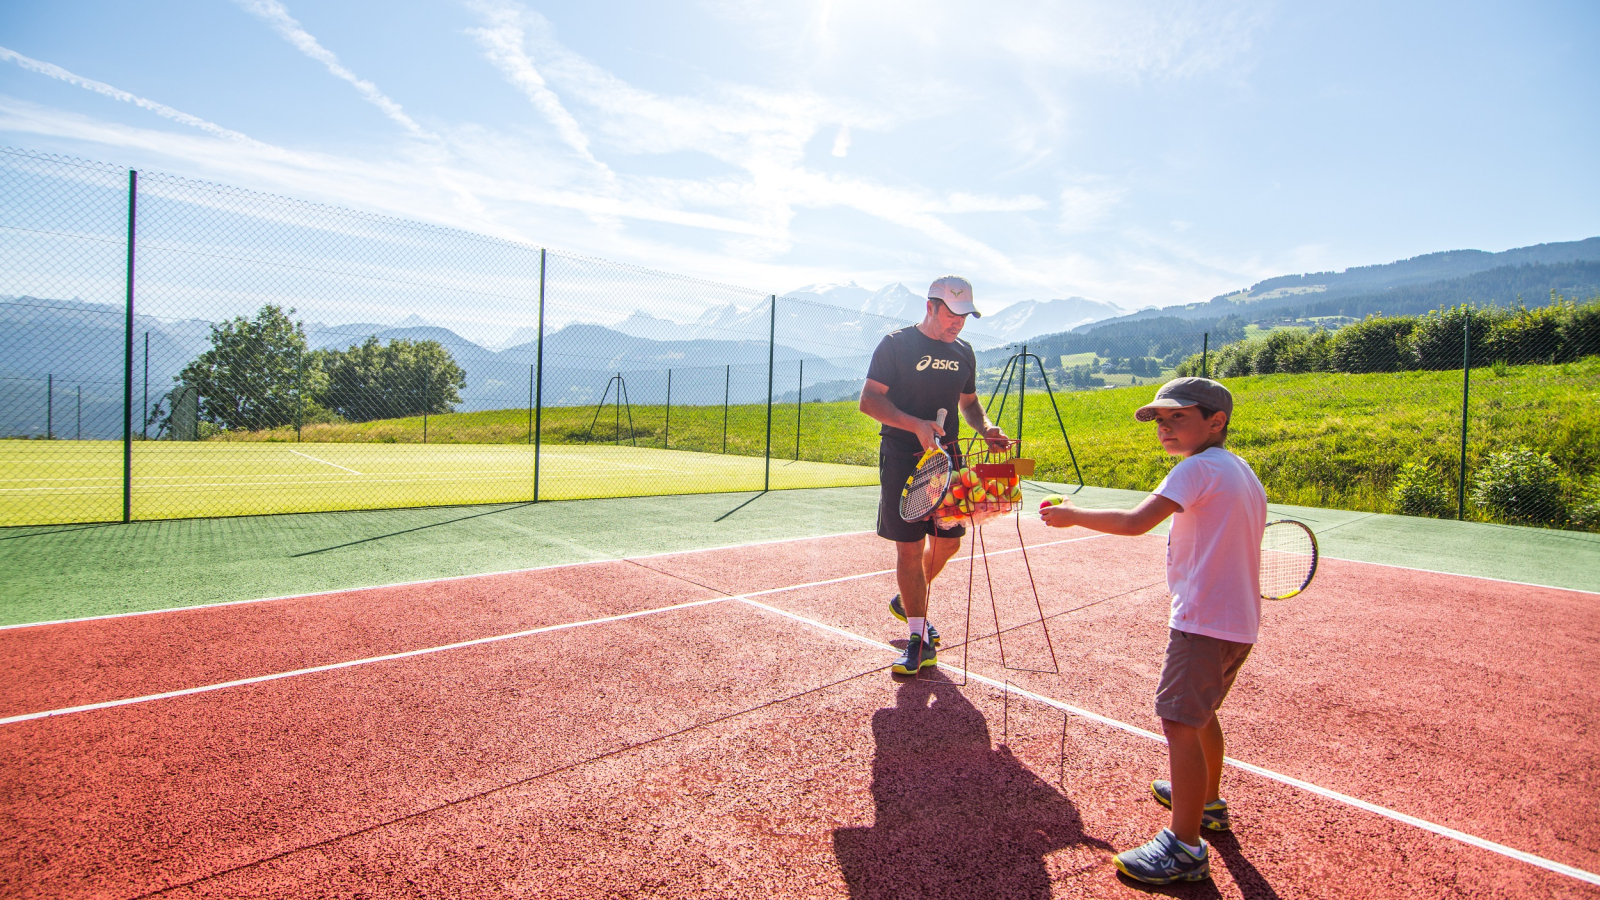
[
  {"xmin": 288, "ymin": 450, "xmax": 363, "ymax": 474},
  {"xmin": 736, "ymin": 598, "xmax": 1600, "ymax": 888}
]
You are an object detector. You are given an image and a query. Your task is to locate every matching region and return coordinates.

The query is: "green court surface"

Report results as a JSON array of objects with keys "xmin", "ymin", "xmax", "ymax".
[
  {"xmin": 0, "ymin": 439, "xmax": 875, "ymax": 526},
  {"xmin": 1, "ymin": 483, "xmax": 1593, "ymax": 628}
]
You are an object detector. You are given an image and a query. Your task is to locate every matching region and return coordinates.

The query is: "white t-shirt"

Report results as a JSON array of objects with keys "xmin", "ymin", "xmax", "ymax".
[{"xmin": 1152, "ymin": 447, "xmax": 1269, "ymax": 644}]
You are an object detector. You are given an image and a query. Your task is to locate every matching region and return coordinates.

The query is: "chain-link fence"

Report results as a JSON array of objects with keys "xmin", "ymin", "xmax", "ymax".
[
  {"xmin": 977, "ymin": 303, "xmax": 1599, "ymax": 532},
  {"xmin": 3, "ymin": 146, "xmax": 1594, "ymax": 532},
  {"xmin": 1, "ymin": 147, "xmax": 1015, "ymax": 526}
]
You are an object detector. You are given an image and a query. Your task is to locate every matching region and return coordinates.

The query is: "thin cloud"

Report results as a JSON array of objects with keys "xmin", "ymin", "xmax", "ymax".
[
  {"xmin": 0, "ymin": 46, "xmax": 264, "ymax": 147},
  {"xmin": 232, "ymin": 0, "xmax": 433, "ymax": 139}
]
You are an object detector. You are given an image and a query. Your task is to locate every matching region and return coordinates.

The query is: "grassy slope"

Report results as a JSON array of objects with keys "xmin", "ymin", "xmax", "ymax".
[{"xmin": 206, "ymin": 359, "xmax": 1598, "ymax": 526}]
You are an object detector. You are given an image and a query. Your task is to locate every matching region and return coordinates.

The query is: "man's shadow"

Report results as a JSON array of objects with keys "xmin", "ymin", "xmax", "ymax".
[{"xmin": 832, "ymin": 678, "xmax": 1111, "ymax": 899}]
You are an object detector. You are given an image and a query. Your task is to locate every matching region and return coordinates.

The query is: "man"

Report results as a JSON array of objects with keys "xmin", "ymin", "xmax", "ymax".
[{"xmin": 859, "ymin": 275, "xmax": 1009, "ymax": 675}]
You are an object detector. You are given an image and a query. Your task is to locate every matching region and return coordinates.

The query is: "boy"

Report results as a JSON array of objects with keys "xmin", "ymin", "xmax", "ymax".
[{"xmin": 1040, "ymin": 376, "xmax": 1266, "ymax": 884}]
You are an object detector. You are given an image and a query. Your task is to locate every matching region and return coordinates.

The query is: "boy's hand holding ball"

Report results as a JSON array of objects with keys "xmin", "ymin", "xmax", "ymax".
[{"xmin": 1039, "ymin": 494, "xmax": 1077, "ymax": 528}]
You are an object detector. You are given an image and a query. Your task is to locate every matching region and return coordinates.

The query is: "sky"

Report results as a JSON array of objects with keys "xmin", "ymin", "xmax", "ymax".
[{"xmin": 1, "ymin": 0, "xmax": 1597, "ymax": 319}]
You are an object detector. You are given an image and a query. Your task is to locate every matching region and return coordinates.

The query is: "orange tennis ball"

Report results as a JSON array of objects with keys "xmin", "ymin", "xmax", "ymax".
[
  {"xmin": 1007, "ymin": 474, "xmax": 1020, "ymax": 488},
  {"xmin": 951, "ymin": 483, "xmax": 967, "ymax": 500},
  {"xmin": 960, "ymin": 469, "xmax": 980, "ymax": 488},
  {"xmin": 970, "ymin": 485, "xmax": 988, "ymax": 503}
]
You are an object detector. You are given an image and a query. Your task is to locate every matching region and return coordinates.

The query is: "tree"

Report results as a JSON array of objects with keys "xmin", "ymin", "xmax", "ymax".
[
  {"xmin": 1330, "ymin": 315, "xmax": 1417, "ymax": 373},
  {"xmin": 178, "ymin": 304, "xmax": 318, "ymax": 432},
  {"xmin": 319, "ymin": 337, "xmax": 465, "ymax": 422}
]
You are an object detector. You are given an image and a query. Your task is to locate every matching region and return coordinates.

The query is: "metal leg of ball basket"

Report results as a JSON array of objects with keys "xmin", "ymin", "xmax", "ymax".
[{"xmin": 920, "ymin": 438, "xmax": 1060, "ymax": 682}]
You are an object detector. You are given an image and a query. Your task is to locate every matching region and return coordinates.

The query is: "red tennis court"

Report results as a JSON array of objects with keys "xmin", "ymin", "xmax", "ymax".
[{"xmin": 3, "ymin": 519, "xmax": 1597, "ymax": 899}]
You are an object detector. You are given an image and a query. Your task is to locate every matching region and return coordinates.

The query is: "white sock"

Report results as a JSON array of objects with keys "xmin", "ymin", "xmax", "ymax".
[
  {"xmin": 1175, "ymin": 835, "xmax": 1205, "ymax": 857},
  {"xmin": 907, "ymin": 616, "xmax": 927, "ymax": 642}
]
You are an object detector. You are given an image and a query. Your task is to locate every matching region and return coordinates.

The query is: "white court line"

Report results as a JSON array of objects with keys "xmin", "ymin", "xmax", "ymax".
[
  {"xmin": 288, "ymin": 450, "xmax": 363, "ymax": 475},
  {"xmin": 735, "ymin": 597, "xmax": 1600, "ymax": 888},
  {"xmin": 0, "ymin": 533, "xmax": 1111, "ymax": 723},
  {"xmin": 0, "ymin": 524, "xmax": 1106, "ymax": 632}
]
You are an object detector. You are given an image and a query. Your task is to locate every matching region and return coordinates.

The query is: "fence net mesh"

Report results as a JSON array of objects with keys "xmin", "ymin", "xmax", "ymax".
[{"xmin": 2, "ymin": 147, "xmax": 1594, "ymax": 532}]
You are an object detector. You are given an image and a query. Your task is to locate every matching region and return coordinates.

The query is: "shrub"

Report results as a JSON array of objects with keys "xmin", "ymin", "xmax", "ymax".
[
  {"xmin": 1555, "ymin": 294, "xmax": 1600, "ymax": 362},
  {"xmin": 1410, "ymin": 305, "xmax": 1497, "ymax": 370},
  {"xmin": 1390, "ymin": 461, "xmax": 1453, "ymax": 518},
  {"xmin": 1471, "ymin": 446, "xmax": 1567, "ymax": 526},
  {"xmin": 1569, "ymin": 472, "xmax": 1600, "ymax": 530},
  {"xmin": 1331, "ymin": 315, "xmax": 1417, "ymax": 373},
  {"xmin": 1486, "ymin": 302, "xmax": 1563, "ymax": 365}
]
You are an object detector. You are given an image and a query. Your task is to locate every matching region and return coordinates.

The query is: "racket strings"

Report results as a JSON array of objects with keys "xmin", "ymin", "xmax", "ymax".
[
  {"xmin": 1260, "ymin": 521, "xmax": 1316, "ymax": 599},
  {"xmin": 900, "ymin": 452, "xmax": 952, "ymax": 522}
]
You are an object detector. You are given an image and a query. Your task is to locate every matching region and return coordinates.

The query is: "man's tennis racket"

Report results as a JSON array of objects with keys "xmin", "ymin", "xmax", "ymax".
[
  {"xmin": 1260, "ymin": 519, "xmax": 1318, "ymax": 600},
  {"xmin": 899, "ymin": 409, "xmax": 951, "ymax": 522}
]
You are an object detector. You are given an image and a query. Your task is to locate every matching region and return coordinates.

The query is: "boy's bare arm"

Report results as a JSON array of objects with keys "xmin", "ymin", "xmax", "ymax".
[{"xmin": 1040, "ymin": 493, "xmax": 1181, "ymax": 536}]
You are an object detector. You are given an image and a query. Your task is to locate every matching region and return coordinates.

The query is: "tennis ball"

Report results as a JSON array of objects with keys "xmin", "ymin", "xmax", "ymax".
[
  {"xmin": 1007, "ymin": 474, "xmax": 1020, "ymax": 488},
  {"xmin": 1007, "ymin": 485, "xmax": 1023, "ymax": 502},
  {"xmin": 970, "ymin": 485, "xmax": 988, "ymax": 503},
  {"xmin": 957, "ymin": 497, "xmax": 974, "ymax": 513},
  {"xmin": 951, "ymin": 483, "xmax": 967, "ymax": 500},
  {"xmin": 960, "ymin": 469, "xmax": 980, "ymax": 488},
  {"xmin": 1039, "ymin": 494, "xmax": 1065, "ymax": 510}
]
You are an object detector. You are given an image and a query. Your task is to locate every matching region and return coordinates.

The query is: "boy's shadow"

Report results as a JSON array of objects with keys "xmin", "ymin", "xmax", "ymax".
[{"xmin": 832, "ymin": 678, "xmax": 1111, "ymax": 899}]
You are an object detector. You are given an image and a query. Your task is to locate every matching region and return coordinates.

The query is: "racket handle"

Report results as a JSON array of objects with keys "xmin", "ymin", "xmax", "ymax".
[{"xmin": 935, "ymin": 408, "xmax": 947, "ymax": 429}]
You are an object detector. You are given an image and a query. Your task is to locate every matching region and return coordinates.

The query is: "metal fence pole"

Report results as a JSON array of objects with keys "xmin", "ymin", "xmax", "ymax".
[
  {"xmin": 534, "ymin": 248, "xmax": 546, "ymax": 502},
  {"xmin": 527, "ymin": 364, "xmax": 534, "ymax": 445},
  {"xmin": 1202, "ymin": 333, "xmax": 1209, "ymax": 379},
  {"xmin": 47, "ymin": 374, "xmax": 53, "ymax": 439},
  {"xmin": 664, "ymin": 368, "xmax": 671, "ymax": 449},
  {"xmin": 722, "ymin": 364, "xmax": 729, "ymax": 454},
  {"xmin": 1458, "ymin": 313, "xmax": 1472, "ymax": 520},
  {"xmin": 764, "ymin": 295, "xmax": 775, "ymax": 491},
  {"xmin": 123, "ymin": 169, "xmax": 136, "ymax": 524},
  {"xmin": 795, "ymin": 359, "xmax": 803, "ymax": 460}
]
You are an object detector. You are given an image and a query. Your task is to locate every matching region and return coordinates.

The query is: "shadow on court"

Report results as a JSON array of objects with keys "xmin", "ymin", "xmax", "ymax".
[{"xmin": 832, "ymin": 678, "xmax": 1111, "ymax": 898}]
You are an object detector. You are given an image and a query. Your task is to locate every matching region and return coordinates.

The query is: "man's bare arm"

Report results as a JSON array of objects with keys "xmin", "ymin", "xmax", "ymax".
[
  {"xmin": 859, "ymin": 378, "xmax": 943, "ymax": 450},
  {"xmin": 1039, "ymin": 493, "xmax": 1180, "ymax": 536}
]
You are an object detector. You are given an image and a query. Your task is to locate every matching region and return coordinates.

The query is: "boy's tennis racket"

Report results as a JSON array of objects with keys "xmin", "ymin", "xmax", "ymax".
[
  {"xmin": 1260, "ymin": 519, "xmax": 1318, "ymax": 600},
  {"xmin": 899, "ymin": 409, "xmax": 951, "ymax": 522}
]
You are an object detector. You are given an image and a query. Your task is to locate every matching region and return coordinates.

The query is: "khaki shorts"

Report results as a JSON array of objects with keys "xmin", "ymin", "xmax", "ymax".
[{"xmin": 1154, "ymin": 629, "xmax": 1253, "ymax": 728}]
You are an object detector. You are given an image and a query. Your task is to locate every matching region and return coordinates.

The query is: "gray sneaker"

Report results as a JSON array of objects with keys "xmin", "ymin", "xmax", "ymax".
[
  {"xmin": 1113, "ymin": 829, "xmax": 1209, "ymax": 884},
  {"xmin": 1151, "ymin": 780, "xmax": 1231, "ymax": 831}
]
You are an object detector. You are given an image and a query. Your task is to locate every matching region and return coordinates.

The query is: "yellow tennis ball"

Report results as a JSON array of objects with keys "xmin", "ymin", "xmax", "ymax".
[{"xmin": 1039, "ymin": 494, "xmax": 1065, "ymax": 509}]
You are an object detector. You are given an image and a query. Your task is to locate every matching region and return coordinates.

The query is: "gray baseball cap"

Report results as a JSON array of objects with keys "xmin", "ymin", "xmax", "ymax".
[{"xmin": 1134, "ymin": 377, "xmax": 1233, "ymax": 422}]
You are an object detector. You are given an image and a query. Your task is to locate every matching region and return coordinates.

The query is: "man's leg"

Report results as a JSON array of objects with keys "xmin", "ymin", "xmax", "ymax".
[
  {"xmin": 895, "ymin": 538, "xmax": 930, "ymax": 618},
  {"xmin": 923, "ymin": 534, "xmax": 962, "ymax": 586},
  {"xmin": 1161, "ymin": 716, "xmax": 1211, "ymax": 848}
]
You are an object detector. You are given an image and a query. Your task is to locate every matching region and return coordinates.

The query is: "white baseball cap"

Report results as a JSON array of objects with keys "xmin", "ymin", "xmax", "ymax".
[{"xmin": 927, "ymin": 275, "xmax": 980, "ymax": 317}]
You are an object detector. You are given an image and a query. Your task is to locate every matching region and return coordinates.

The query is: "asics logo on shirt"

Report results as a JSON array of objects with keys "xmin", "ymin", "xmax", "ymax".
[{"xmin": 916, "ymin": 355, "xmax": 959, "ymax": 372}]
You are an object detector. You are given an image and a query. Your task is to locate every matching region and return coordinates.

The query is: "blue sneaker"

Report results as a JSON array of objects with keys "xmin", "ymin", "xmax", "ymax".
[
  {"xmin": 1151, "ymin": 780, "xmax": 1231, "ymax": 831},
  {"xmin": 1113, "ymin": 829, "xmax": 1209, "ymax": 884},
  {"xmin": 888, "ymin": 594, "xmax": 941, "ymax": 647},
  {"xmin": 891, "ymin": 633, "xmax": 937, "ymax": 675}
]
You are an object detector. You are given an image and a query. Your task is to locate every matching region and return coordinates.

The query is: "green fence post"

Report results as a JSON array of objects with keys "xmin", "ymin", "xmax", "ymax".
[
  {"xmin": 764, "ymin": 295, "xmax": 775, "ymax": 491},
  {"xmin": 1202, "ymin": 333, "xmax": 1209, "ymax": 379},
  {"xmin": 795, "ymin": 358, "xmax": 802, "ymax": 460},
  {"xmin": 1458, "ymin": 312, "xmax": 1471, "ymax": 520},
  {"xmin": 534, "ymin": 248, "xmax": 546, "ymax": 502},
  {"xmin": 122, "ymin": 169, "xmax": 136, "ymax": 523}
]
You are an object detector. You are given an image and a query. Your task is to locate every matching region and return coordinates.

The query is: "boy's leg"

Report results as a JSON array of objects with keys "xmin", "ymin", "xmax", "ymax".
[
  {"xmin": 1161, "ymin": 716, "xmax": 1212, "ymax": 847},
  {"xmin": 1201, "ymin": 713, "xmax": 1226, "ymax": 804}
]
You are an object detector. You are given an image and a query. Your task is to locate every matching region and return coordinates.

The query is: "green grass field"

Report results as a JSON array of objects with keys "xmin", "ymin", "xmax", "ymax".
[
  {"xmin": 0, "ymin": 440, "xmax": 876, "ymax": 526},
  {"xmin": 3, "ymin": 358, "xmax": 1593, "ymax": 528}
]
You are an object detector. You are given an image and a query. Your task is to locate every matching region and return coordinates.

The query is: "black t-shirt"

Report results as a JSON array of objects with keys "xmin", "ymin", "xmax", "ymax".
[{"xmin": 865, "ymin": 326, "xmax": 978, "ymax": 449}]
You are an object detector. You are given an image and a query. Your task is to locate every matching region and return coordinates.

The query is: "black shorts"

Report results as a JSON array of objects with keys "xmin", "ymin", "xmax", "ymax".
[{"xmin": 876, "ymin": 438, "xmax": 966, "ymax": 543}]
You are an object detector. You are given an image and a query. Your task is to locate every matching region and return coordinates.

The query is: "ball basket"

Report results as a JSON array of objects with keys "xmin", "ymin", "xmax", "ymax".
[{"xmin": 930, "ymin": 437, "xmax": 1035, "ymax": 529}]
